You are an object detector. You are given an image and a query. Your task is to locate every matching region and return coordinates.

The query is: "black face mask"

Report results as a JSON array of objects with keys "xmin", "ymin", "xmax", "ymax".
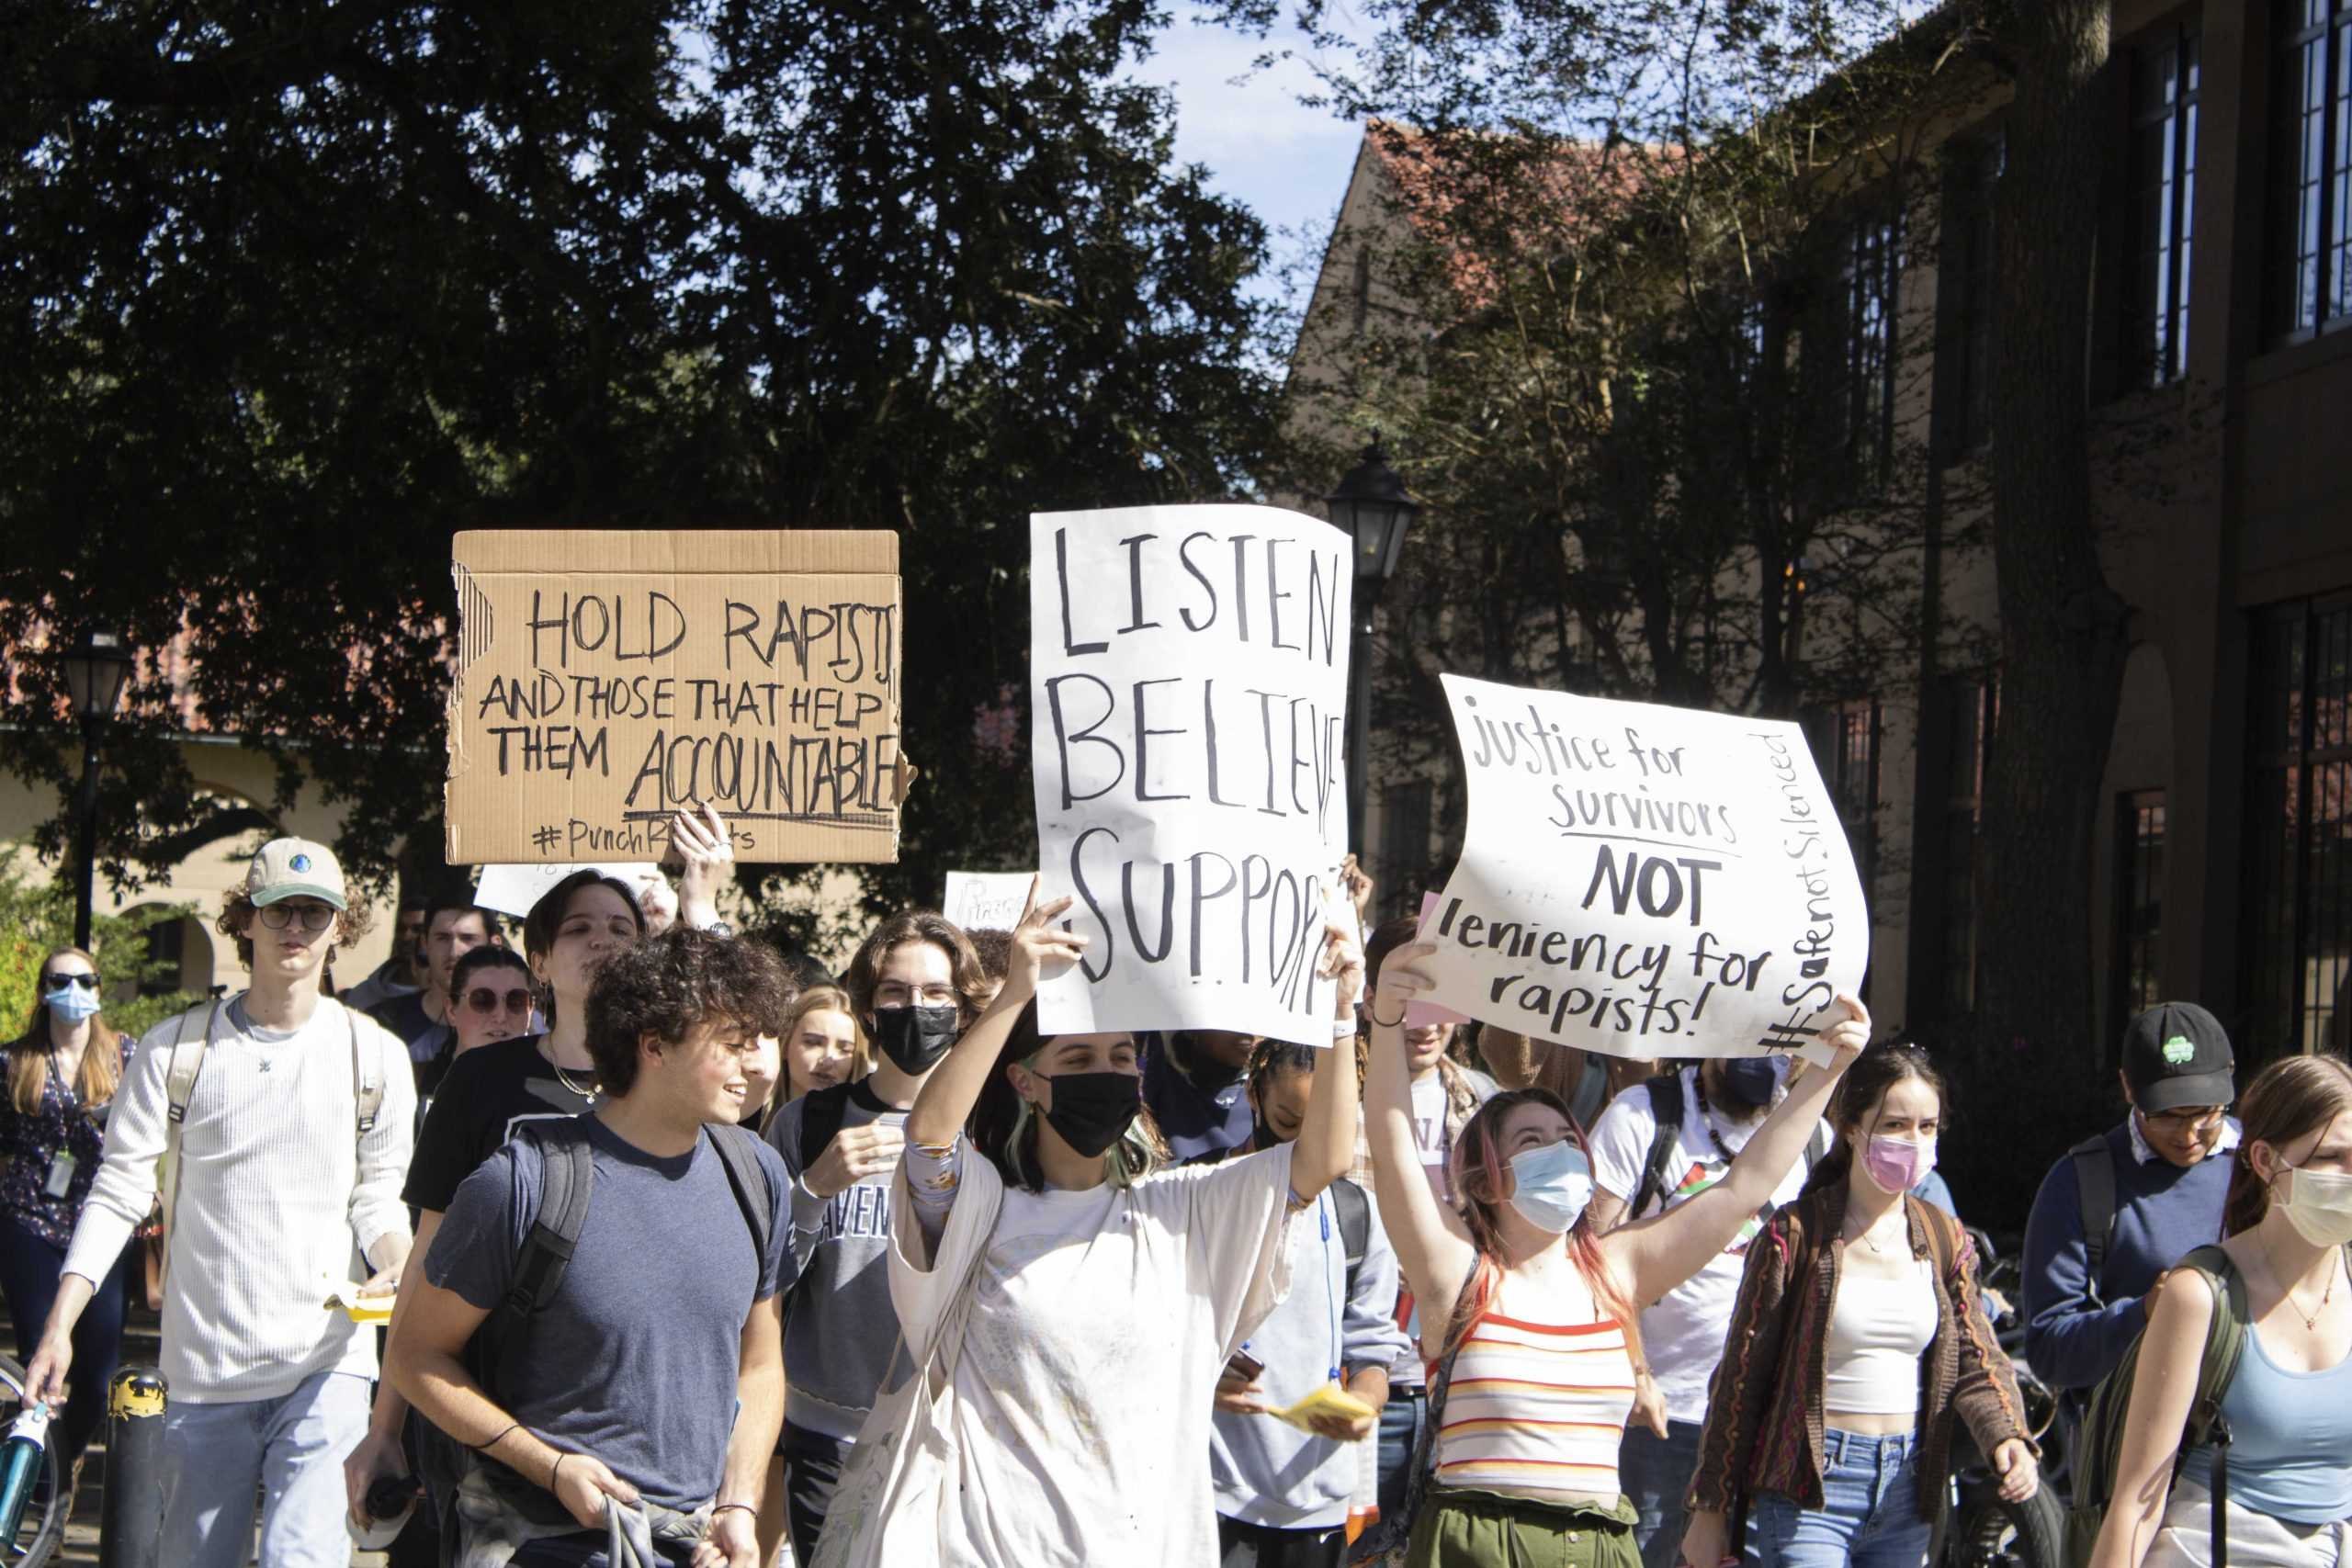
[
  {"xmin": 1717, "ymin": 1055, "xmax": 1780, "ymax": 1109},
  {"xmin": 1250, "ymin": 1109, "xmax": 1282, "ymax": 1151},
  {"xmin": 870, "ymin": 1005, "xmax": 960, "ymax": 1076},
  {"xmin": 1036, "ymin": 1071, "xmax": 1144, "ymax": 1158}
]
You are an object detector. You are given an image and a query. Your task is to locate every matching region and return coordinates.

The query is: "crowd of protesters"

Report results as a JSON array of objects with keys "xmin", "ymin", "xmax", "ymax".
[{"xmin": 3, "ymin": 820, "xmax": 2346, "ymax": 1568}]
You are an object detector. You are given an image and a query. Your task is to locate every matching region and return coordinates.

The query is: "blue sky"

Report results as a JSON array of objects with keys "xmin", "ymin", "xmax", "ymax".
[{"xmin": 1125, "ymin": 10, "xmax": 1368, "ymax": 313}]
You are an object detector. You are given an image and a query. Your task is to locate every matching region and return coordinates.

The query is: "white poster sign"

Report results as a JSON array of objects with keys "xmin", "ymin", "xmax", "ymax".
[
  {"xmin": 1029, "ymin": 504, "xmax": 1353, "ymax": 1046},
  {"xmin": 944, "ymin": 871, "xmax": 1035, "ymax": 932},
  {"xmin": 473, "ymin": 862, "xmax": 659, "ymax": 921},
  {"xmin": 1421, "ymin": 676, "xmax": 1869, "ymax": 1060}
]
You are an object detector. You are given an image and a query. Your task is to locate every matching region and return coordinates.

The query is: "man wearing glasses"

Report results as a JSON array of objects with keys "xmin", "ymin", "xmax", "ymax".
[
  {"xmin": 2021, "ymin": 1000, "xmax": 2239, "ymax": 1395},
  {"xmin": 26, "ymin": 837, "xmax": 415, "ymax": 1568}
]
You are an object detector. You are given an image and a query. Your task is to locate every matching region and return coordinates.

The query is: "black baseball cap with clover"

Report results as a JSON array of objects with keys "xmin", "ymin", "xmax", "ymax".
[{"xmin": 2120, "ymin": 1000, "xmax": 2236, "ymax": 1112}]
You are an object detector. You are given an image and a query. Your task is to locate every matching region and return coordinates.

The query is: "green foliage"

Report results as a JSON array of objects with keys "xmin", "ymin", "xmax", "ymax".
[
  {"xmin": 0, "ymin": 861, "xmax": 202, "ymax": 1043},
  {"xmin": 0, "ymin": 1, "xmax": 1283, "ymax": 906}
]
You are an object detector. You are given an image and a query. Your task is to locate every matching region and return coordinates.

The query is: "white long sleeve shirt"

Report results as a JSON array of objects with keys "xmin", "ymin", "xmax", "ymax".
[{"xmin": 62, "ymin": 994, "xmax": 415, "ymax": 1402}]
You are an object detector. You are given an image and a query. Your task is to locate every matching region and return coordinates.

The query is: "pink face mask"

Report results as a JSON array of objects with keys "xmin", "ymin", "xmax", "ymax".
[{"xmin": 1862, "ymin": 1134, "xmax": 1937, "ymax": 1193}]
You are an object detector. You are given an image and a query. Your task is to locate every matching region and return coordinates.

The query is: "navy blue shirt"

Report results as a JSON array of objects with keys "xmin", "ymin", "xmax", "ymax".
[
  {"xmin": 428, "ymin": 1115, "xmax": 791, "ymax": 1509},
  {"xmin": 2021, "ymin": 1118, "xmax": 2234, "ymax": 1393},
  {"xmin": 1141, "ymin": 1035, "xmax": 1255, "ymax": 1163}
]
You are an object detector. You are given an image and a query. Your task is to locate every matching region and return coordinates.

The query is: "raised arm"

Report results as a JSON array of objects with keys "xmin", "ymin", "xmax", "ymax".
[
  {"xmin": 1596, "ymin": 995, "xmax": 1869, "ymax": 1309},
  {"xmin": 1359, "ymin": 942, "xmax": 1476, "ymax": 1337},
  {"xmin": 2087, "ymin": 1265, "xmax": 2215, "ymax": 1568},
  {"xmin": 903, "ymin": 888, "xmax": 1085, "ymax": 1150},
  {"xmin": 1287, "ymin": 919, "xmax": 1364, "ymax": 1205}
]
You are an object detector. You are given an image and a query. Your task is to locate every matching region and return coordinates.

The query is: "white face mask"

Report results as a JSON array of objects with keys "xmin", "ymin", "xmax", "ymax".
[{"xmin": 2275, "ymin": 1165, "xmax": 2352, "ymax": 1247}]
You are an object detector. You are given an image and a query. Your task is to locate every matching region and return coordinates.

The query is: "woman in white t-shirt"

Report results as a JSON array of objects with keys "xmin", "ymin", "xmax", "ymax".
[{"xmin": 828, "ymin": 892, "xmax": 1363, "ymax": 1567}]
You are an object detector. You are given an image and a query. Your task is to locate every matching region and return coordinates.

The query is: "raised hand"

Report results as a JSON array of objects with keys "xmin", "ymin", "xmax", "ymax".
[
  {"xmin": 670, "ymin": 802, "xmax": 736, "ymax": 930},
  {"xmin": 1004, "ymin": 882, "xmax": 1089, "ymax": 1000}
]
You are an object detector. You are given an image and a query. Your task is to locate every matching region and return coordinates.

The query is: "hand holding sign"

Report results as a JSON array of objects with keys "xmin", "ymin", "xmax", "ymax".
[{"xmin": 670, "ymin": 802, "xmax": 734, "ymax": 930}]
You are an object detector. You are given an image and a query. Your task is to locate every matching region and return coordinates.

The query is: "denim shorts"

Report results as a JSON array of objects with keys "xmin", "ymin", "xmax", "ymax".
[{"xmin": 1745, "ymin": 1430, "xmax": 1932, "ymax": 1568}]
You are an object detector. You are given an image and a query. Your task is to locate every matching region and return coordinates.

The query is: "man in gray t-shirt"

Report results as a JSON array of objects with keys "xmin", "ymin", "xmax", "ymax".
[{"xmin": 389, "ymin": 928, "xmax": 793, "ymax": 1568}]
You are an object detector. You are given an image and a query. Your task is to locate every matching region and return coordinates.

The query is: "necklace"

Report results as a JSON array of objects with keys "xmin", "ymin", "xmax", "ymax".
[
  {"xmin": 1844, "ymin": 1205, "xmax": 1902, "ymax": 1255},
  {"xmin": 2266, "ymin": 1233, "xmax": 2340, "ymax": 1332},
  {"xmin": 540, "ymin": 1039, "xmax": 598, "ymax": 1104},
  {"xmin": 1690, "ymin": 1070, "xmax": 1755, "ymax": 1165}
]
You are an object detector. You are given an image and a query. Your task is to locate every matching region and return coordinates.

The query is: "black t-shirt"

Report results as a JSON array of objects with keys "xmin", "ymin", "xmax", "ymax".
[
  {"xmin": 368, "ymin": 990, "xmax": 437, "ymax": 1048},
  {"xmin": 402, "ymin": 1033, "xmax": 595, "ymax": 1213}
]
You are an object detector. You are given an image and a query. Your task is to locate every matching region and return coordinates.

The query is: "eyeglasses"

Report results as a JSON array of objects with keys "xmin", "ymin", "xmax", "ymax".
[
  {"xmin": 40, "ymin": 973, "xmax": 99, "ymax": 991},
  {"xmin": 2146, "ymin": 1104, "xmax": 2230, "ymax": 1129},
  {"xmin": 462, "ymin": 987, "xmax": 533, "ymax": 1016},
  {"xmin": 256, "ymin": 904, "xmax": 337, "ymax": 931}
]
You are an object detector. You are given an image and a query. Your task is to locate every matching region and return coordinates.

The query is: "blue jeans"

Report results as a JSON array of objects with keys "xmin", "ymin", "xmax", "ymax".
[
  {"xmin": 1622, "ymin": 1419, "xmax": 1705, "ymax": 1568},
  {"xmin": 0, "ymin": 1211, "xmax": 130, "ymax": 1469},
  {"xmin": 1377, "ymin": 1387, "xmax": 1429, "ymax": 1525},
  {"xmin": 157, "ymin": 1369, "xmax": 372, "ymax": 1568},
  {"xmin": 1745, "ymin": 1431, "xmax": 1932, "ymax": 1568}
]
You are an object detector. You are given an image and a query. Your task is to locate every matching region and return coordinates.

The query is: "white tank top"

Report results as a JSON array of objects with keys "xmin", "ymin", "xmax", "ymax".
[{"xmin": 1823, "ymin": 1258, "xmax": 1937, "ymax": 1416}]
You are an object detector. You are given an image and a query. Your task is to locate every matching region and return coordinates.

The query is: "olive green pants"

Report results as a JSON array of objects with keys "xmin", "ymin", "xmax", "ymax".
[{"xmin": 1408, "ymin": 1489, "xmax": 1644, "ymax": 1568}]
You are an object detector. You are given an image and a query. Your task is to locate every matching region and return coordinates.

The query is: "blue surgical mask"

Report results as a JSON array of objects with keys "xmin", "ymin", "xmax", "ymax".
[
  {"xmin": 44, "ymin": 984, "xmax": 101, "ymax": 1025},
  {"xmin": 1506, "ymin": 1139, "xmax": 1596, "ymax": 1234}
]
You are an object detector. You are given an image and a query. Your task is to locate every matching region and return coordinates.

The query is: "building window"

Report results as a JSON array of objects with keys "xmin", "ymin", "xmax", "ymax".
[
  {"xmin": 2279, "ymin": 0, "xmax": 2352, "ymax": 336},
  {"xmin": 1940, "ymin": 137, "xmax": 2003, "ymax": 455},
  {"xmin": 2129, "ymin": 29, "xmax": 2199, "ymax": 383},
  {"xmin": 1847, "ymin": 218, "xmax": 1901, "ymax": 476},
  {"xmin": 2114, "ymin": 792, "xmax": 2167, "ymax": 1037},
  {"xmin": 2244, "ymin": 598, "xmax": 2352, "ymax": 1061},
  {"xmin": 1942, "ymin": 672, "xmax": 1998, "ymax": 1015},
  {"xmin": 1806, "ymin": 698, "xmax": 1883, "ymax": 888}
]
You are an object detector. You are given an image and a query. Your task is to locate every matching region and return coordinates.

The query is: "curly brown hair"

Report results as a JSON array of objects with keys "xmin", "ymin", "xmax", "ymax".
[
  {"xmin": 217, "ymin": 891, "xmax": 373, "ymax": 970},
  {"xmin": 583, "ymin": 928, "xmax": 791, "ymax": 1098},
  {"xmin": 841, "ymin": 909, "xmax": 990, "ymax": 1025}
]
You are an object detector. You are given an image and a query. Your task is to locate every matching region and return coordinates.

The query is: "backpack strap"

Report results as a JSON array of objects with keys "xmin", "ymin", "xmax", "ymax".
[
  {"xmin": 2071, "ymin": 1133, "xmax": 2118, "ymax": 1305},
  {"xmin": 1630, "ymin": 1073, "xmax": 1687, "ymax": 1219},
  {"xmin": 156, "ymin": 998, "xmax": 224, "ymax": 1294},
  {"xmin": 345, "ymin": 1002, "xmax": 382, "ymax": 1137},
  {"xmin": 1330, "ymin": 1177, "xmax": 1371, "ymax": 1293},
  {"xmin": 705, "ymin": 1122, "xmax": 779, "ymax": 1280},
  {"xmin": 500, "ymin": 1121, "xmax": 596, "ymax": 1321}
]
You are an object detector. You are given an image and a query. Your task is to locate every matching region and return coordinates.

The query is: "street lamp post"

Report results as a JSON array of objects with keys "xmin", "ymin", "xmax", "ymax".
[
  {"xmin": 1326, "ymin": 436, "xmax": 1419, "ymax": 871},
  {"xmin": 61, "ymin": 629, "xmax": 133, "ymax": 952}
]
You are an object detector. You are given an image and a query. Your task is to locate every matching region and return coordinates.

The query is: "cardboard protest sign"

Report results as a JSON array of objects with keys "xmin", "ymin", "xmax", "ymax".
[
  {"xmin": 1420, "ymin": 676, "xmax": 1869, "ymax": 1060},
  {"xmin": 446, "ymin": 531, "xmax": 910, "ymax": 865},
  {"xmin": 473, "ymin": 863, "xmax": 659, "ymax": 921},
  {"xmin": 944, "ymin": 871, "xmax": 1035, "ymax": 933},
  {"xmin": 1029, "ymin": 504, "xmax": 1353, "ymax": 1047}
]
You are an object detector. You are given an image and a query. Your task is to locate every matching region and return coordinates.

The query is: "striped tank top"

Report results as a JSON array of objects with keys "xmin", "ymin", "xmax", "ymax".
[{"xmin": 1434, "ymin": 1309, "xmax": 1637, "ymax": 1496}]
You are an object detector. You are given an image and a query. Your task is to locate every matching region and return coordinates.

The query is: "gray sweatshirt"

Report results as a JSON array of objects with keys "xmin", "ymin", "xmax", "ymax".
[
  {"xmin": 764, "ymin": 1079, "xmax": 911, "ymax": 1439},
  {"xmin": 1210, "ymin": 1176, "xmax": 1412, "ymax": 1530}
]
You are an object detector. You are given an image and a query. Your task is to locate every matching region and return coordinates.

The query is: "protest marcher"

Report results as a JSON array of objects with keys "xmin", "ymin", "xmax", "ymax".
[
  {"xmin": 1681, "ymin": 1043, "xmax": 2037, "ymax": 1568},
  {"xmin": 0, "ymin": 947, "xmax": 133, "ymax": 1488},
  {"xmin": 1475, "ymin": 1028, "xmax": 1613, "ymax": 1131},
  {"xmin": 737, "ymin": 1031, "xmax": 780, "ymax": 1134},
  {"xmin": 967, "ymin": 928, "xmax": 1013, "ymax": 1007},
  {"xmin": 2084, "ymin": 1052, "xmax": 2352, "ymax": 1568},
  {"xmin": 1359, "ymin": 939, "xmax": 1867, "ymax": 1567},
  {"xmin": 386, "ymin": 927, "xmax": 794, "ymax": 1568},
  {"xmin": 345, "ymin": 869, "xmax": 647, "ymax": 1543},
  {"xmin": 345, "ymin": 897, "xmax": 427, "ymax": 1012},
  {"xmin": 370, "ymin": 897, "xmax": 502, "ymax": 1063},
  {"xmin": 1206, "ymin": 1041, "xmax": 1410, "ymax": 1567},
  {"xmin": 816, "ymin": 893, "xmax": 1363, "ymax": 1565},
  {"xmin": 2023, "ymin": 1001, "xmax": 2240, "ymax": 1395},
  {"xmin": 1584, "ymin": 1054, "xmax": 1829, "ymax": 1568},
  {"xmin": 446, "ymin": 946, "xmax": 539, "ymax": 1064},
  {"xmin": 756, "ymin": 910, "xmax": 990, "ymax": 1568},
  {"xmin": 28, "ymin": 839, "xmax": 415, "ymax": 1568},
  {"xmin": 775, "ymin": 985, "xmax": 865, "ymax": 1104},
  {"xmin": 1145, "ymin": 1027, "xmax": 1266, "ymax": 1162},
  {"xmin": 1358, "ymin": 918, "xmax": 1498, "ymax": 1528}
]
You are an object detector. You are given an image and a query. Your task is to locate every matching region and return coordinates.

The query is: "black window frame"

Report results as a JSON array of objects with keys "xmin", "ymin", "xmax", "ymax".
[
  {"xmin": 2127, "ymin": 27, "xmax": 2200, "ymax": 385},
  {"xmin": 2275, "ymin": 0, "xmax": 2352, "ymax": 341},
  {"xmin": 2112, "ymin": 789, "xmax": 2167, "ymax": 1058}
]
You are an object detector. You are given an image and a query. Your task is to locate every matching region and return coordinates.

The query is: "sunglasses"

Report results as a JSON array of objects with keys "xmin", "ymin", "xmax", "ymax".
[
  {"xmin": 40, "ymin": 973, "xmax": 100, "ymax": 991},
  {"xmin": 256, "ymin": 904, "xmax": 337, "ymax": 931},
  {"xmin": 462, "ymin": 987, "xmax": 534, "ymax": 1016}
]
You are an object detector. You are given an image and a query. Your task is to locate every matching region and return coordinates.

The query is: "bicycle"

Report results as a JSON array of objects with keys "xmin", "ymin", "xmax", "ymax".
[{"xmin": 0, "ymin": 1353, "xmax": 65, "ymax": 1568}]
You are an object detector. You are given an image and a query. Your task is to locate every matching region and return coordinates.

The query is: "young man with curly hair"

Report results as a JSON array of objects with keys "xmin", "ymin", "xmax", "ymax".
[
  {"xmin": 28, "ymin": 838, "xmax": 416, "ymax": 1568},
  {"xmin": 388, "ymin": 927, "xmax": 794, "ymax": 1568}
]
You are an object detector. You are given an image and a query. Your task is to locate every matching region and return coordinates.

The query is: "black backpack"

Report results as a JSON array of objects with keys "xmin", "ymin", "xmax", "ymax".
[
  {"xmin": 422, "ymin": 1117, "xmax": 776, "ymax": 1552},
  {"xmin": 1628, "ymin": 1071, "xmax": 1832, "ymax": 1219},
  {"xmin": 2070, "ymin": 1132, "xmax": 2120, "ymax": 1302}
]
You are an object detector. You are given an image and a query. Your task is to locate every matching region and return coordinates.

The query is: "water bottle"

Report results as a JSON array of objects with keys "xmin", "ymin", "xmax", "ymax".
[{"xmin": 0, "ymin": 1401, "xmax": 50, "ymax": 1542}]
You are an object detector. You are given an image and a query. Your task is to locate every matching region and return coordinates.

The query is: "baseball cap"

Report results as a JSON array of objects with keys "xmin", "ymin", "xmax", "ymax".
[
  {"xmin": 2120, "ymin": 1000, "xmax": 2234, "ymax": 1112},
  {"xmin": 247, "ymin": 838, "xmax": 347, "ymax": 911}
]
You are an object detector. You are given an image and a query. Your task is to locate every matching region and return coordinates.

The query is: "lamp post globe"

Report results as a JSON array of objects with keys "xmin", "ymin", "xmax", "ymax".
[
  {"xmin": 61, "ymin": 628, "xmax": 132, "ymax": 951},
  {"xmin": 1326, "ymin": 436, "xmax": 1419, "ymax": 882}
]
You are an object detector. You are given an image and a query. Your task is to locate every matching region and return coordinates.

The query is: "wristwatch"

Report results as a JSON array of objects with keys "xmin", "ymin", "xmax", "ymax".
[{"xmin": 704, "ymin": 919, "xmax": 735, "ymax": 939}]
